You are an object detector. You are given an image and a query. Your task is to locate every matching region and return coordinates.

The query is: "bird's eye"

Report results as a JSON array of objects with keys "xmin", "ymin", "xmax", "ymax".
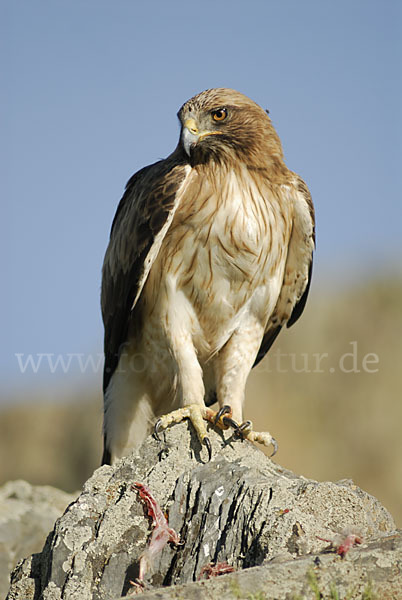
[{"xmin": 212, "ymin": 108, "xmax": 228, "ymax": 122}]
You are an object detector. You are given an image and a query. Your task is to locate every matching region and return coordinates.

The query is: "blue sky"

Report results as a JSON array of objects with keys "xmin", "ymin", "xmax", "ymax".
[{"xmin": 1, "ymin": 0, "xmax": 401, "ymax": 394}]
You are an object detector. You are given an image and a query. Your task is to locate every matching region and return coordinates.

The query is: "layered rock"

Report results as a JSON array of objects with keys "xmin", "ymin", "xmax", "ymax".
[{"xmin": 6, "ymin": 422, "xmax": 400, "ymax": 599}]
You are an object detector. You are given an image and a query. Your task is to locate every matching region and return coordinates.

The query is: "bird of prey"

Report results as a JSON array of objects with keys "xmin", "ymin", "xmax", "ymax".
[{"xmin": 101, "ymin": 88, "xmax": 315, "ymax": 465}]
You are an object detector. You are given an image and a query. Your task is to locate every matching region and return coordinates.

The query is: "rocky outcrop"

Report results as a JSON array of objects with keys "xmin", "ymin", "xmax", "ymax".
[
  {"xmin": 0, "ymin": 480, "xmax": 76, "ymax": 599},
  {"xmin": 6, "ymin": 422, "xmax": 400, "ymax": 599}
]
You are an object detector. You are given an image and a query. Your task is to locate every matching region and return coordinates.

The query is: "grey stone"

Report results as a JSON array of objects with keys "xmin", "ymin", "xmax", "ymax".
[
  {"xmin": 6, "ymin": 422, "xmax": 398, "ymax": 599},
  {"xmin": 125, "ymin": 531, "xmax": 402, "ymax": 599},
  {"xmin": 0, "ymin": 480, "xmax": 76, "ymax": 598}
]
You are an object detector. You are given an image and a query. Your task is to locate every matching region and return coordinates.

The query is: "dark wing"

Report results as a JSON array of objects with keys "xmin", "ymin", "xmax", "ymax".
[
  {"xmin": 253, "ymin": 175, "xmax": 315, "ymax": 368},
  {"xmin": 286, "ymin": 259, "xmax": 313, "ymax": 328},
  {"xmin": 253, "ymin": 325, "xmax": 282, "ymax": 368},
  {"xmin": 101, "ymin": 151, "xmax": 190, "ymax": 392}
]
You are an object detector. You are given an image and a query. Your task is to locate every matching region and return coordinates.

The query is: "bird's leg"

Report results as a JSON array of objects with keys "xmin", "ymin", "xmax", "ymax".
[
  {"xmin": 214, "ymin": 324, "xmax": 278, "ymax": 456},
  {"xmin": 153, "ymin": 309, "xmax": 220, "ymax": 458}
]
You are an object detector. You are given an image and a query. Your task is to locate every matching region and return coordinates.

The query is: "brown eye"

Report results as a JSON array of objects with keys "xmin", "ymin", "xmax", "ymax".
[{"xmin": 212, "ymin": 108, "xmax": 228, "ymax": 122}]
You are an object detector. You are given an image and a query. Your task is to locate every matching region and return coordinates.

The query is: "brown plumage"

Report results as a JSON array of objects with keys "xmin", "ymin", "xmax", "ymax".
[{"xmin": 101, "ymin": 88, "xmax": 315, "ymax": 464}]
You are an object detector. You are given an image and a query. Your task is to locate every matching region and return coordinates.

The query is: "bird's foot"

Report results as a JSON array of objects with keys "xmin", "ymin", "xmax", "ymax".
[
  {"xmin": 216, "ymin": 406, "xmax": 278, "ymax": 457},
  {"xmin": 154, "ymin": 404, "xmax": 220, "ymax": 460},
  {"xmin": 239, "ymin": 423, "xmax": 278, "ymax": 457},
  {"xmin": 153, "ymin": 404, "xmax": 277, "ymax": 459}
]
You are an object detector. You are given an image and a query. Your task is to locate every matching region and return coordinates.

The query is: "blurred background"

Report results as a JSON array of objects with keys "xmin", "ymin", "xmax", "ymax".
[{"xmin": 1, "ymin": 1, "xmax": 401, "ymax": 525}]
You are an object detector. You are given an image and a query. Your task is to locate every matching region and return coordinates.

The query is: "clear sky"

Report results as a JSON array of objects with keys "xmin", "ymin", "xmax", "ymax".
[{"xmin": 1, "ymin": 0, "xmax": 401, "ymax": 394}]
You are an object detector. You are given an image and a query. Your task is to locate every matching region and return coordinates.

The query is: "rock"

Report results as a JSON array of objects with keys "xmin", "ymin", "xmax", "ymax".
[
  {"xmin": 0, "ymin": 480, "xmax": 76, "ymax": 599},
  {"xmin": 8, "ymin": 533, "xmax": 402, "ymax": 600},
  {"xmin": 119, "ymin": 531, "xmax": 402, "ymax": 599},
  {"xmin": 6, "ymin": 422, "xmax": 398, "ymax": 599}
]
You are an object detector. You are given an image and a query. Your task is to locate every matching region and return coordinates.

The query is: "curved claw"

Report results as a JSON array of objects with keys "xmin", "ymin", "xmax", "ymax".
[
  {"xmin": 203, "ymin": 436, "xmax": 212, "ymax": 461},
  {"xmin": 270, "ymin": 437, "xmax": 278, "ymax": 457},
  {"xmin": 153, "ymin": 418, "xmax": 163, "ymax": 442},
  {"xmin": 233, "ymin": 420, "xmax": 251, "ymax": 439},
  {"xmin": 237, "ymin": 420, "xmax": 252, "ymax": 432},
  {"xmin": 222, "ymin": 416, "xmax": 239, "ymax": 430},
  {"xmin": 214, "ymin": 404, "xmax": 232, "ymax": 425}
]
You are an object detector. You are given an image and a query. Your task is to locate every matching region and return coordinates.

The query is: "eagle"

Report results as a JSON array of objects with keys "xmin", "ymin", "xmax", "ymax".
[{"xmin": 101, "ymin": 88, "xmax": 315, "ymax": 465}]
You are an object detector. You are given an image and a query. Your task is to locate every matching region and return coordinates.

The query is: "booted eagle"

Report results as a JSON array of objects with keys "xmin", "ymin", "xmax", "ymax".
[{"xmin": 101, "ymin": 88, "xmax": 315, "ymax": 465}]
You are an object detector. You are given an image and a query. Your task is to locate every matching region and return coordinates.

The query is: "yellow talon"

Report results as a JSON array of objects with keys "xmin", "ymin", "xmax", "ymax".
[
  {"xmin": 154, "ymin": 404, "xmax": 212, "ymax": 459},
  {"xmin": 153, "ymin": 404, "xmax": 277, "ymax": 459}
]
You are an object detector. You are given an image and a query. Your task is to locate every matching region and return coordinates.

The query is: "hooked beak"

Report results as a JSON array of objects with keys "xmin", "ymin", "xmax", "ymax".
[{"xmin": 181, "ymin": 118, "xmax": 222, "ymax": 157}]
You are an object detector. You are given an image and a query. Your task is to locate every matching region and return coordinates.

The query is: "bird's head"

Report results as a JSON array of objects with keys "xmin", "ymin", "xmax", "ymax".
[{"xmin": 177, "ymin": 88, "xmax": 284, "ymax": 167}]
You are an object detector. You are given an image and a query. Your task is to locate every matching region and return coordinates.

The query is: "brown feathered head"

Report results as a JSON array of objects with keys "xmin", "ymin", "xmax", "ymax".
[{"xmin": 177, "ymin": 88, "xmax": 284, "ymax": 167}]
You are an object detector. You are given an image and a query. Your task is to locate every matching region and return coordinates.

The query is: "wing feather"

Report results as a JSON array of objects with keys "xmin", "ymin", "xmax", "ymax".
[
  {"xmin": 253, "ymin": 175, "xmax": 315, "ymax": 367},
  {"xmin": 101, "ymin": 151, "xmax": 190, "ymax": 392}
]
